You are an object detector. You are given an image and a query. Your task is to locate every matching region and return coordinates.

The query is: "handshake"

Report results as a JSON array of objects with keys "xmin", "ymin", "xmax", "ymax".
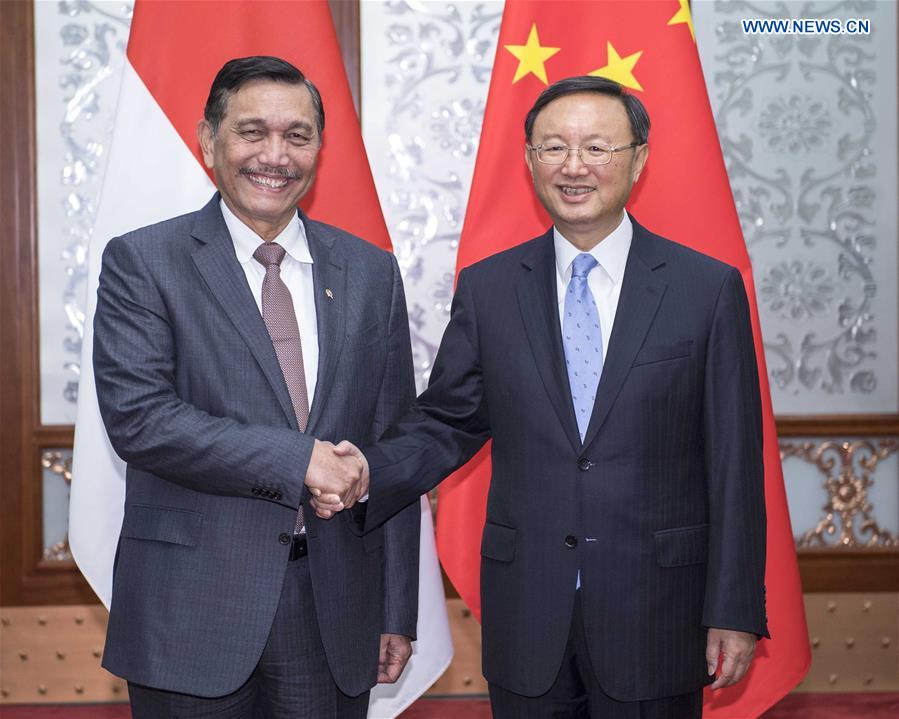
[{"xmin": 304, "ymin": 439, "xmax": 369, "ymax": 519}]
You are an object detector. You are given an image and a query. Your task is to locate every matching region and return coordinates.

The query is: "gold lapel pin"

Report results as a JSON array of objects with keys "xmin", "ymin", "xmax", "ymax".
[{"xmin": 325, "ymin": 288, "xmax": 334, "ymax": 300}]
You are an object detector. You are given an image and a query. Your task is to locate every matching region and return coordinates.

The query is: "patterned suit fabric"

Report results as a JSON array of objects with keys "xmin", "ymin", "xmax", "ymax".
[
  {"xmin": 364, "ymin": 219, "xmax": 767, "ymax": 701},
  {"xmin": 93, "ymin": 195, "xmax": 420, "ymax": 699}
]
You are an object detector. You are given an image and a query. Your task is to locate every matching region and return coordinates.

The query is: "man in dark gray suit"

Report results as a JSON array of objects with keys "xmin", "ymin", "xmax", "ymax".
[
  {"xmin": 313, "ymin": 76, "xmax": 768, "ymax": 718},
  {"xmin": 93, "ymin": 56, "xmax": 419, "ymax": 719}
]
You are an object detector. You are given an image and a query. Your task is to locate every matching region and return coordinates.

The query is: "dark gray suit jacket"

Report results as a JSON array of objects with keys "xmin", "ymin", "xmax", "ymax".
[
  {"xmin": 364, "ymin": 218, "xmax": 768, "ymax": 701},
  {"xmin": 94, "ymin": 194, "xmax": 419, "ymax": 698}
]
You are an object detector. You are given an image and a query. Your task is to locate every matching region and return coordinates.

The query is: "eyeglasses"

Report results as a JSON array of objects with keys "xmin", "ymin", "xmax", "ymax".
[{"xmin": 527, "ymin": 142, "xmax": 641, "ymax": 166}]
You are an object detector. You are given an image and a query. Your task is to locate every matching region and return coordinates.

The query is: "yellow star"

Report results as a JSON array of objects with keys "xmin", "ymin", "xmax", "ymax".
[
  {"xmin": 668, "ymin": 0, "xmax": 695, "ymax": 42},
  {"xmin": 589, "ymin": 42, "xmax": 643, "ymax": 92},
  {"xmin": 504, "ymin": 24, "xmax": 561, "ymax": 84}
]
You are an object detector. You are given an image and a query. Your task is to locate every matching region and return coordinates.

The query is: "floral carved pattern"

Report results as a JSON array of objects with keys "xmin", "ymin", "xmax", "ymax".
[
  {"xmin": 704, "ymin": 1, "xmax": 890, "ymax": 410},
  {"xmin": 780, "ymin": 439, "xmax": 898, "ymax": 548},
  {"xmin": 51, "ymin": 1, "xmax": 133, "ymax": 409},
  {"xmin": 41, "ymin": 450, "xmax": 74, "ymax": 562},
  {"xmin": 759, "ymin": 260, "xmax": 837, "ymax": 320},
  {"xmin": 372, "ymin": 1, "xmax": 501, "ymax": 390},
  {"xmin": 757, "ymin": 95, "xmax": 833, "ymax": 155}
]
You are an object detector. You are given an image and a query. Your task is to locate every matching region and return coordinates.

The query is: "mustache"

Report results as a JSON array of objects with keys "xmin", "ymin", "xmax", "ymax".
[{"xmin": 239, "ymin": 166, "xmax": 300, "ymax": 180}]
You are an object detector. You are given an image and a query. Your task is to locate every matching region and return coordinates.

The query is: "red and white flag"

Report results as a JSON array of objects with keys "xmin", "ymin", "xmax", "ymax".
[
  {"xmin": 436, "ymin": 1, "xmax": 810, "ymax": 716},
  {"xmin": 69, "ymin": 2, "xmax": 452, "ymax": 716}
]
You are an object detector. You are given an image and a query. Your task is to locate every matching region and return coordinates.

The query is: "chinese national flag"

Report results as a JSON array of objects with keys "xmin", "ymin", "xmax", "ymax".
[{"xmin": 435, "ymin": 1, "xmax": 810, "ymax": 715}]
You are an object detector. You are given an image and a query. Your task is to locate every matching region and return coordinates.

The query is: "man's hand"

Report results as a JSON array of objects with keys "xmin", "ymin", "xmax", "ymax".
[
  {"xmin": 304, "ymin": 439, "xmax": 368, "ymax": 515},
  {"xmin": 706, "ymin": 628, "xmax": 756, "ymax": 689},
  {"xmin": 307, "ymin": 441, "xmax": 369, "ymax": 519},
  {"xmin": 377, "ymin": 633, "xmax": 412, "ymax": 683}
]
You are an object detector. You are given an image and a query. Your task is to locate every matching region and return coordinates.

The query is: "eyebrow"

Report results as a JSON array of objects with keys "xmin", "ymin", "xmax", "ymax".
[
  {"xmin": 538, "ymin": 134, "xmax": 615, "ymax": 144},
  {"xmin": 233, "ymin": 118, "xmax": 316, "ymax": 133}
]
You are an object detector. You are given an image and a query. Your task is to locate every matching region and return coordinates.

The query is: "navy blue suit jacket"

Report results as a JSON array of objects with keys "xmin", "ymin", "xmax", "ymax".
[
  {"xmin": 94, "ymin": 195, "xmax": 420, "ymax": 698},
  {"xmin": 364, "ymin": 217, "xmax": 768, "ymax": 701}
]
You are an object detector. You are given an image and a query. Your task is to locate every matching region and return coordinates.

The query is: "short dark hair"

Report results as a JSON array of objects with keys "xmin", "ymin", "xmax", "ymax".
[
  {"xmin": 204, "ymin": 56, "xmax": 325, "ymax": 137},
  {"xmin": 524, "ymin": 76, "xmax": 650, "ymax": 145}
]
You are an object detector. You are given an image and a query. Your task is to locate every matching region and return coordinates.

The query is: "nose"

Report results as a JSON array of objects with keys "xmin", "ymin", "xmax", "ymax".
[
  {"xmin": 257, "ymin": 133, "xmax": 290, "ymax": 165},
  {"xmin": 561, "ymin": 149, "xmax": 588, "ymax": 175}
]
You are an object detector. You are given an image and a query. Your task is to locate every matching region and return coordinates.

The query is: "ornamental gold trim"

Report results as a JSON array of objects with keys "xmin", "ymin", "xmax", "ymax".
[
  {"xmin": 780, "ymin": 439, "xmax": 898, "ymax": 548},
  {"xmin": 40, "ymin": 450, "xmax": 73, "ymax": 562},
  {"xmin": 41, "ymin": 450, "xmax": 72, "ymax": 484}
]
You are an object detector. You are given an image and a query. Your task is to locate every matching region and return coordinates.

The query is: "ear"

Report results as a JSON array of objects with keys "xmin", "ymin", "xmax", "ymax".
[
  {"xmin": 197, "ymin": 120, "xmax": 215, "ymax": 169},
  {"xmin": 524, "ymin": 144, "xmax": 535, "ymax": 175},
  {"xmin": 631, "ymin": 143, "xmax": 649, "ymax": 184}
]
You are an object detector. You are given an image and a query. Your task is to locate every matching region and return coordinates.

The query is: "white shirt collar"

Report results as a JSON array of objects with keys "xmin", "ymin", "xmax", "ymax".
[
  {"xmin": 553, "ymin": 212, "xmax": 632, "ymax": 285},
  {"xmin": 220, "ymin": 199, "xmax": 313, "ymax": 266}
]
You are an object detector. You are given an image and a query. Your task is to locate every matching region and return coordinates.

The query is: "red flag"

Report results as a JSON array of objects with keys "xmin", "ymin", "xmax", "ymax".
[
  {"xmin": 435, "ymin": 1, "xmax": 810, "ymax": 715},
  {"xmin": 127, "ymin": 0, "xmax": 390, "ymax": 249}
]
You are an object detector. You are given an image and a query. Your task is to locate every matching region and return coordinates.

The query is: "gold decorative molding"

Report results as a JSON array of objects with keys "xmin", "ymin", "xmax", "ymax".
[
  {"xmin": 42, "ymin": 540, "xmax": 72, "ymax": 563},
  {"xmin": 781, "ymin": 439, "xmax": 898, "ymax": 548},
  {"xmin": 40, "ymin": 450, "xmax": 73, "ymax": 562},
  {"xmin": 40, "ymin": 450, "xmax": 72, "ymax": 484}
]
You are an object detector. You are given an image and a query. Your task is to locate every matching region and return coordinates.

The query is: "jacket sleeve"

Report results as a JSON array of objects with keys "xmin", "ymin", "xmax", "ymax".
[
  {"xmin": 364, "ymin": 267, "xmax": 491, "ymax": 532},
  {"xmin": 371, "ymin": 254, "xmax": 421, "ymax": 638},
  {"xmin": 93, "ymin": 235, "xmax": 314, "ymax": 510},
  {"xmin": 701, "ymin": 266, "xmax": 769, "ymax": 638}
]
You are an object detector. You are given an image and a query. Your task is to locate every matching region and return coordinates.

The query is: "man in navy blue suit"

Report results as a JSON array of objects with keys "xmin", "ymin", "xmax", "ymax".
[
  {"xmin": 310, "ymin": 75, "xmax": 768, "ymax": 719},
  {"xmin": 94, "ymin": 56, "xmax": 419, "ymax": 719}
]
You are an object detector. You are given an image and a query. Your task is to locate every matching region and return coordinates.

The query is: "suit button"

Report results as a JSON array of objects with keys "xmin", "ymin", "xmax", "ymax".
[
  {"xmin": 278, "ymin": 533, "xmax": 291, "ymax": 545},
  {"xmin": 565, "ymin": 535, "xmax": 578, "ymax": 548},
  {"xmin": 577, "ymin": 458, "xmax": 592, "ymax": 471}
]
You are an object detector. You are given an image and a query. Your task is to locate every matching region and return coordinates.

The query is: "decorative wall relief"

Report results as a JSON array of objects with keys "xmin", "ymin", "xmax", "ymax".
[
  {"xmin": 361, "ymin": 1, "xmax": 502, "ymax": 391},
  {"xmin": 781, "ymin": 438, "xmax": 898, "ymax": 548},
  {"xmin": 694, "ymin": 1, "xmax": 897, "ymax": 414},
  {"xmin": 41, "ymin": 449, "xmax": 73, "ymax": 562},
  {"xmin": 35, "ymin": 1, "xmax": 133, "ymax": 424}
]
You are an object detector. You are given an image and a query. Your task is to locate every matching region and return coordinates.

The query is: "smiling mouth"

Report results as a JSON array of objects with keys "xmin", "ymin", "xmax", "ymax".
[
  {"xmin": 240, "ymin": 167, "xmax": 298, "ymax": 190},
  {"xmin": 559, "ymin": 186, "xmax": 594, "ymax": 196},
  {"xmin": 247, "ymin": 175, "xmax": 289, "ymax": 189}
]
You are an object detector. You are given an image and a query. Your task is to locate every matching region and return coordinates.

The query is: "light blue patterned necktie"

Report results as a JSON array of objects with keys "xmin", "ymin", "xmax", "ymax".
[{"xmin": 563, "ymin": 253, "xmax": 603, "ymax": 442}]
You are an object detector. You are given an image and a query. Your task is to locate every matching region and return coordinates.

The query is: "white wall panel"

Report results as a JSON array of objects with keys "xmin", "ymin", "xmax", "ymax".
[
  {"xmin": 361, "ymin": 0, "xmax": 502, "ymax": 391},
  {"xmin": 34, "ymin": 0, "xmax": 133, "ymax": 424},
  {"xmin": 694, "ymin": 0, "xmax": 897, "ymax": 415}
]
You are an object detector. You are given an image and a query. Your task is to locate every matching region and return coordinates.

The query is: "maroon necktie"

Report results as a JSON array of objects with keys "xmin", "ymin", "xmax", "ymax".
[{"xmin": 253, "ymin": 241, "xmax": 309, "ymax": 533}]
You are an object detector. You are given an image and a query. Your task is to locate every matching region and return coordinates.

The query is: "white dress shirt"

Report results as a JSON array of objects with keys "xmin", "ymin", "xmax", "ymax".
[
  {"xmin": 554, "ymin": 212, "xmax": 633, "ymax": 362},
  {"xmin": 221, "ymin": 200, "xmax": 319, "ymax": 405}
]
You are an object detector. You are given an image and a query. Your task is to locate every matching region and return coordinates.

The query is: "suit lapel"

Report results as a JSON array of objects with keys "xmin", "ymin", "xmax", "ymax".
[
  {"xmin": 581, "ymin": 222, "xmax": 667, "ymax": 449},
  {"xmin": 516, "ymin": 231, "xmax": 582, "ymax": 454},
  {"xmin": 303, "ymin": 214, "xmax": 346, "ymax": 433},
  {"xmin": 189, "ymin": 195, "xmax": 299, "ymax": 429}
]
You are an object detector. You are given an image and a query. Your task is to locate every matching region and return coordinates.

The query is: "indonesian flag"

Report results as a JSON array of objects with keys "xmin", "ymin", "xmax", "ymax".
[
  {"xmin": 436, "ymin": 1, "xmax": 810, "ymax": 716},
  {"xmin": 68, "ymin": 2, "xmax": 452, "ymax": 716}
]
